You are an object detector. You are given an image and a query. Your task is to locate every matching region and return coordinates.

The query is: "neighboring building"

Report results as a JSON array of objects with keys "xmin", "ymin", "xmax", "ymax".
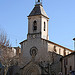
[
  {"xmin": 61, "ymin": 52, "xmax": 75, "ymax": 75},
  {"xmin": 9, "ymin": 47, "xmax": 16, "ymax": 57},
  {"xmin": 0, "ymin": 46, "xmax": 21, "ymax": 65},
  {"xmin": 8, "ymin": 46, "xmax": 21, "ymax": 57},
  {"xmin": 13, "ymin": 47, "xmax": 21, "ymax": 56},
  {"xmin": 19, "ymin": 0, "xmax": 74, "ymax": 75}
]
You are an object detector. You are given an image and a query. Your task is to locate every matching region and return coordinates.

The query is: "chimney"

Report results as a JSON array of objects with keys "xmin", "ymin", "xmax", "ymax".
[{"xmin": 73, "ymin": 38, "xmax": 75, "ymax": 51}]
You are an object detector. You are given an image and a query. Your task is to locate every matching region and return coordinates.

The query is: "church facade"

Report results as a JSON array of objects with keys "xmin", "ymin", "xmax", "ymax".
[{"xmin": 19, "ymin": 0, "xmax": 73, "ymax": 75}]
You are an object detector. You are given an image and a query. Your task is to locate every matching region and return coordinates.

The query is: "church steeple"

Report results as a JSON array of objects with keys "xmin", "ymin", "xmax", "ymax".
[
  {"xmin": 27, "ymin": 0, "xmax": 49, "ymax": 40},
  {"xmin": 28, "ymin": 1, "xmax": 48, "ymax": 18}
]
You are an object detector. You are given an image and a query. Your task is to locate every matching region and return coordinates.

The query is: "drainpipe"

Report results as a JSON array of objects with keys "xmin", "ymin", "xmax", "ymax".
[{"xmin": 73, "ymin": 38, "xmax": 75, "ymax": 51}]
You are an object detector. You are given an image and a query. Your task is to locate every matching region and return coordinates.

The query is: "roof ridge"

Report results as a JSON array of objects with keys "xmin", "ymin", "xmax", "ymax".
[
  {"xmin": 28, "ymin": 4, "xmax": 48, "ymax": 18},
  {"xmin": 41, "ymin": 38, "xmax": 73, "ymax": 52}
]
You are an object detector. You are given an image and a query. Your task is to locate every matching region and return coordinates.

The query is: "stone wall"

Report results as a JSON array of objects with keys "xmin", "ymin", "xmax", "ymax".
[{"xmin": 61, "ymin": 52, "xmax": 75, "ymax": 75}]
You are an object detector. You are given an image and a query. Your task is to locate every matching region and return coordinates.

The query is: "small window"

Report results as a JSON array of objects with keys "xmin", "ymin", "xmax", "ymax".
[
  {"xmin": 44, "ymin": 22, "xmax": 46, "ymax": 31},
  {"xmin": 64, "ymin": 58, "xmax": 68, "ymax": 66},
  {"xmin": 70, "ymin": 66, "xmax": 72, "ymax": 71},
  {"xmin": 65, "ymin": 67, "xmax": 67, "ymax": 75},
  {"xmin": 54, "ymin": 46, "xmax": 56, "ymax": 52},
  {"xmin": 67, "ymin": 52, "xmax": 69, "ymax": 55},
  {"xmin": 59, "ymin": 49, "xmax": 61, "ymax": 54},
  {"xmin": 33, "ymin": 20, "xmax": 37, "ymax": 31},
  {"xmin": 21, "ymin": 43, "xmax": 23, "ymax": 51},
  {"xmin": 64, "ymin": 49, "xmax": 66, "ymax": 56},
  {"xmin": 66, "ymin": 58, "xmax": 68, "ymax": 65}
]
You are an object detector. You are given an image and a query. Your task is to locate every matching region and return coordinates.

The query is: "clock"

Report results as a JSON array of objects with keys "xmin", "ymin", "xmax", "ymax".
[{"xmin": 33, "ymin": 35, "xmax": 36, "ymax": 38}]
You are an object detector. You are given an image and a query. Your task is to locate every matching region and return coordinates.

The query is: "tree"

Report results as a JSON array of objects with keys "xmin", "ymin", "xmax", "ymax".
[
  {"xmin": 0, "ymin": 30, "xmax": 12, "ymax": 75},
  {"xmin": 0, "ymin": 31, "xmax": 9, "ymax": 47},
  {"xmin": 0, "ymin": 30, "xmax": 11, "ymax": 63}
]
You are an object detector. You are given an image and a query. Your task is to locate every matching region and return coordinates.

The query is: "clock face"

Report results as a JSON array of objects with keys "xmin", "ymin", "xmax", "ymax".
[{"xmin": 33, "ymin": 35, "xmax": 35, "ymax": 38}]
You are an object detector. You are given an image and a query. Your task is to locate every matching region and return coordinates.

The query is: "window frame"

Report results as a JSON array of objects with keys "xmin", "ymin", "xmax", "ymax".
[
  {"xmin": 44, "ymin": 22, "xmax": 46, "ymax": 31},
  {"xmin": 33, "ymin": 20, "xmax": 37, "ymax": 31}
]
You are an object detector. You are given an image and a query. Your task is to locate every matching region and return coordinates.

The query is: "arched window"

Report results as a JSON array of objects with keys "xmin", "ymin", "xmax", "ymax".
[
  {"xmin": 44, "ymin": 22, "xmax": 46, "ymax": 31},
  {"xmin": 64, "ymin": 49, "xmax": 66, "ymax": 56},
  {"xmin": 33, "ymin": 20, "xmax": 37, "ymax": 31}
]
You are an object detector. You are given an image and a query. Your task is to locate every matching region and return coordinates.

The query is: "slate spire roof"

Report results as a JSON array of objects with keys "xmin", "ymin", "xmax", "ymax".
[{"xmin": 28, "ymin": 4, "xmax": 49, "ymax": 18}]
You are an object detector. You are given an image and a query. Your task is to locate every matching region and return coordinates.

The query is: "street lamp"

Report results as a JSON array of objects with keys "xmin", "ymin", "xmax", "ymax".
[{"xmin": 73, "ymin": 38, "xmax": 75, "ymax": 51}]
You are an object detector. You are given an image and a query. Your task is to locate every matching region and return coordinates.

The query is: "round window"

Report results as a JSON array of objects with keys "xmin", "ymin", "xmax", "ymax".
[{"xmin": 30, "ymin": 47, "xmax": 38, "ymax": 56}]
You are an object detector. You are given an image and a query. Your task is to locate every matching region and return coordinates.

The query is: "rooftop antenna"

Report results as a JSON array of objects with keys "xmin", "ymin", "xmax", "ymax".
[{"xmin": 73, "ymin": 38, "xmax": 75, "ymax": 51}]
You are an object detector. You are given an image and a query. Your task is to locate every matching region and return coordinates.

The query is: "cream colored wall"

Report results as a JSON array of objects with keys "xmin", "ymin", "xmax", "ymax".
[
  {"xmin": 41, "ymin": 16, "xmax": 49, "ymax": 40},
  {"xmin": 66, "ymin": 50, "xmax": 71, "ymax": 55},
  {"xmin": 28, "ymin": 15, "xmax": 49, "ymax": 40},
  {"xmin": 12, "ymin": 47, "xmax": 16, "ymax": 56},
  {"xmin": 48, "ymin": 43, "xmax": 72, "ymax": 56}
]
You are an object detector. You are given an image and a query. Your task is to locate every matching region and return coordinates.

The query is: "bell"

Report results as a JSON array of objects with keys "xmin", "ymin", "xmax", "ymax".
[{"xmin": 38, "ymin": 0, "xmax": 40, "ymax": 2}]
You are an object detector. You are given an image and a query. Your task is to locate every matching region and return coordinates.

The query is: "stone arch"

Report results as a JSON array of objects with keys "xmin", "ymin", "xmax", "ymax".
[{"xmin": 24, "ymin": 64, "xmax": 41, "ymax": 75}]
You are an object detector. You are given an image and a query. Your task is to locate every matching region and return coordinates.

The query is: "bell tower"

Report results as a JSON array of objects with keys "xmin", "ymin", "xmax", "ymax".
[{"xmin": 27, "ymin": 0, "xmax": 49, "ymax": 40}]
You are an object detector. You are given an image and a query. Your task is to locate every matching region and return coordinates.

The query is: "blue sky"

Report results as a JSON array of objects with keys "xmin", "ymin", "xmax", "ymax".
[{"xmin": 0, "ymin": 0, "xmax": 75, "ymax": 50}]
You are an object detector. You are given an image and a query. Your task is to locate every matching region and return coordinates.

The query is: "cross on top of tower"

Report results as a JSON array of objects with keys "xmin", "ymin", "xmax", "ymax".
[{"xmin": 35, "ymin": 0, "xmax": 42, "ymax": 5}]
